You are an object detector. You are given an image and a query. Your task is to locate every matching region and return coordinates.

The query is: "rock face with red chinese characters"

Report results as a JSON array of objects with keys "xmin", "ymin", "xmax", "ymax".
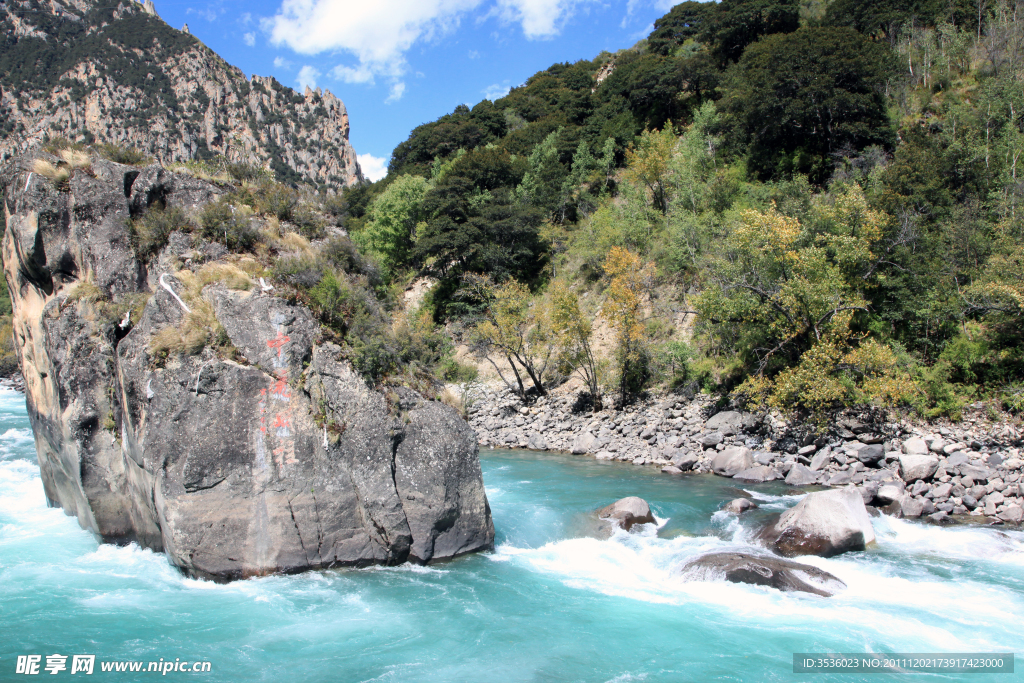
[{"xmin": 2, "ymin": 152, "xmax": 494, "ymax": 580}]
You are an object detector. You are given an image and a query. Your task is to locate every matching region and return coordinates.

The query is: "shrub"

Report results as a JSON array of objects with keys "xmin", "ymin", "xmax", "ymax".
[
  {"xmin": 198, "ymin": 200, "xmax": 261, "ymax": 252},
  {"xmin": 253, "ymin": 183, "xmax": 298, "ymax": 220},
  {"xmin": 656, "ymin": 339, "xmax": 694, "ymax": 387},
  {"xmin": 97, "ymin": 143, "xmax": 150, "ymax": 166},
  {"xmin": 130, "ymin": 206, "xmax": 193, "ymax": 259},
  {"xmin": 0, "ymin": 319, "xmax": 19, "ymax": 377}
]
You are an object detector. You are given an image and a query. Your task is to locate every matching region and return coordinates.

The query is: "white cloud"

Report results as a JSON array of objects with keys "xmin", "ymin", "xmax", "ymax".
[
  {"xmin": 468, "ymin": 49, "xmax": 480, "ymax": 59},
  {"xmin": 243, "ymin": 31, "xmax": 256, "ymax": 46},
  {"xmin": 273, "ymin": 56, "xmax": 293, "ymax": 69},
  {"xmin": 297, "ymin": 65, "xmax": 320, "ymax": 89},
  {"xmin": 495, "ymin": 0, "xmax": 593, "ymax": 39},
  {"xmin": 623, "ymin": 0, "xmax": 679, "ymax": 28},
  {"xmin": 265, "ymin": 0, "xmax": 592, "ymax": 101},
  {"xmin": 330, "ymin": 64, "xmax": 377, "ymax": 85},
  {"xmin": 482, "ymin": 82, "xmax": 510, "ymax": 100},
  {"xmin": 357, "ymin": 153, "xmax": 389, "ymax": 182},
  {"xmin": 385, "ymin": 82, "xmax": 406, "ymax": 104}
]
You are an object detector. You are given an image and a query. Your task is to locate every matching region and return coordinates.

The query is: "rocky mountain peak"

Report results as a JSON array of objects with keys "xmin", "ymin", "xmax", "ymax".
[{"xmin": 0, "ymin": 0, "xmax": 362, "ymax": 188}]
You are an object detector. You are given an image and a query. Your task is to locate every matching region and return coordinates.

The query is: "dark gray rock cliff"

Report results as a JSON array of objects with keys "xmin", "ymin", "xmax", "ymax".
[{"xmin": 1, "ymin": 152, "xmax": 493, "ymax": 580}]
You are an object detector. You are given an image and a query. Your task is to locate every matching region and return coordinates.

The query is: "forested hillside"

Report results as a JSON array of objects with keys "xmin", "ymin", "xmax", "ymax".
[{"xmin": 339, "ymin": 0, "xmax": 1024, "ymax": 421}]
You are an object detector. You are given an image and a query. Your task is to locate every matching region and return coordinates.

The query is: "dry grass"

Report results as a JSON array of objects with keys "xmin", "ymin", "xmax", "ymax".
[
  {"xmin": 438, "ymin": 386, "xmax": 467, "ymax": 418},
  {"xmin": 31, "ymin": 159, "xmax": 69, "ymax": 185},
  {"xmin": 231, "ymin": 256, "xmax": 267, "ymax": 279},
  {"xmin": 149, "ymin": 265, "xmax": 249, "ymax": 361},
  {"xmin": 57, "ymin": 149, "xmax": 91, "ymax": 169},
  {"xmin": 193, "ymin": 262, "xmax": 253, "ymax": 292},
  {"xmin": 277, "ymin": 231, "xmax": 313, "ymax": 255},
  {"xmin": 149, "ymin": 298, "xmax": 228, "ymax": 359},
  {"xmin": 166, "ymin": 160, "xmax": 232, "ymax": 184},
  {"xmin": 65, "ymin": 279, "xmax": 105, "ymax": 303}
]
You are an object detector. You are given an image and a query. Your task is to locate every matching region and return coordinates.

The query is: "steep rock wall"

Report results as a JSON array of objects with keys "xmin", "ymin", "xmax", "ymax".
[{"xmin": 1, "ymin": 154, "xmax": 493, "ymax": 580}]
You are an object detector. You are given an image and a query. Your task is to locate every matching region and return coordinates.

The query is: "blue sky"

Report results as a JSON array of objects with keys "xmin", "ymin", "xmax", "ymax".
[{"xmin": 145, "ymin": 0, "xmax": 685, "ymax": 180}]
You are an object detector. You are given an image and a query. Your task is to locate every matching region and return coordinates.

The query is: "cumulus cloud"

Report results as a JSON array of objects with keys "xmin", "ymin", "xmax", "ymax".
[
  {"xmin": 330, "ymin": 64, "xmax": 377, "ymax": 85},
  {"xmin": 482, "ymin": 82, "xmax": 510, "ymax": 100},
  {"xmin": 243, "ymin": 31, "xmax": 256, "ymax": 47},
  {"xmin": 297, "ymin": 65, "xmax": 320, "ymax": 89},
  {"xmin": 273, "ymin": 56, "xmax": 293, "ymax": 69},
  {"xmin": 265, "ymin": 0, "xmax": 592, "ymax": 100},
  {"xmin": 357, "ymin": 153, "xmax": 389, "ymax": 182},
  {"xmin": 385, "ymin": 82, "xmax": 406, "ymax": 104},
  {"xmin": 495, "ymin": 0, "xmax": 592, "ymax": 39}
]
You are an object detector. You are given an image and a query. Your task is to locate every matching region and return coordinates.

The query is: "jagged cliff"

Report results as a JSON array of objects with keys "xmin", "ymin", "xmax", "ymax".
[
  {"xmin": 1, "ymin": 149, "xmax": 493, "ymax": 579},
  {"xmin": 0, "ymin": 0, "xmax": 362, "ymax": 188}
]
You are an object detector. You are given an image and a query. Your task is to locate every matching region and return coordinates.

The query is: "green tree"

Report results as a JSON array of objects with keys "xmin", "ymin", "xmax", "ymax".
[
  {"xmin": 647, "ymin": 1, "xmax": 712, "ymax": 55},
  {"xmin": 357, "ymin": 174, "xmax": 430, "ymax": 278},
  {"xmin": 733, "ymin": 27, "xmax": 897, "ymax": 183},
  {"xmin": 703, "ymin": 0, "xmax": 801, "ymax": 65}
]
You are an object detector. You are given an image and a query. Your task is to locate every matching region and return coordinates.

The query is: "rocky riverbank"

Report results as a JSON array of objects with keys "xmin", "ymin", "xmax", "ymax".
[{"xmin": 465, "ymin": 386, "xmax": 1023, "ymax": 525}]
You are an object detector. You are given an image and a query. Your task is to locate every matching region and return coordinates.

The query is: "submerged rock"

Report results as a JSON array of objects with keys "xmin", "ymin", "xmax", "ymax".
[
  {"xmin": 597, "ymin": 497, "xmax": 656, "ymax": 531},
  {"xmin": 758, "ymin": 488, "xmax": 876, "ymax": 558},
  {"xmin": 723, "ymin": 498, "xmax": 758, "ymax": 514},
  {"xmin": 678, "ymin": 552, "xmax": 846, "ymax": 596}
]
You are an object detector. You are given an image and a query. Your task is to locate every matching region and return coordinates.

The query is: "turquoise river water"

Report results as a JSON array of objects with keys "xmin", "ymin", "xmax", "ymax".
[{"xmin": 1, "ymin": 387, "xmax": 1022, "ymax": 682}]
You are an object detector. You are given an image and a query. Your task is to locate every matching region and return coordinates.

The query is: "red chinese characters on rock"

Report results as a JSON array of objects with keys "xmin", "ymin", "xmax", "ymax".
[{"xmin": 257, "ymin": 323, "xmax": 298, "ymax": 474}]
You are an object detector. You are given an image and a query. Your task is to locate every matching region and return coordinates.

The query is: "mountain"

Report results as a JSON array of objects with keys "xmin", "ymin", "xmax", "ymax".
[{"xmin": 0, "ymin": 0, "xmax": 362, "ymax": 188}]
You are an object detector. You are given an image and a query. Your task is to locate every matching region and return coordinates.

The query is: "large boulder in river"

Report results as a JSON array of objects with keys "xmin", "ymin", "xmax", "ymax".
[
  {"xmin": 712, "ymin": 447, "xmax": 753, "ymax": 477},
  {"xmin": 758, "ymin": 488, "xmax": 876, "ymax": 558},
  {"xmin": 732, "ymin": 465, "xmax": 778, "ymax": 483},
  {"xmin": 1, "ymin": 153, "xmax": 495, "ymax": 580},
  {"xmin": 597, "ymin": 497, "xmax": 655, "ymax": 531},
  {"xmin": 678, "ymin": 552, "xmax": 846, "ymax": 597}
]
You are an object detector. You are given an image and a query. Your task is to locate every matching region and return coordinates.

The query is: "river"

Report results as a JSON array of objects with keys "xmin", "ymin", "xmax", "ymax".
[{"xmin": 1, "ymin": 388, "xmax": 1021, "ymax": 681}]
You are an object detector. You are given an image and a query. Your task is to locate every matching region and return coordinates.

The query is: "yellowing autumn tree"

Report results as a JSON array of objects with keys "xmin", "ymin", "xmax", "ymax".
[
  {"xmin": 463, "ymin": 274, "xmax": 552, "ymax": 399},
  {"xmin": 624, "ymin": 125, "xmax": 678, "ymax": 213},
  {"xmin": 695, "ymin": 185, "xmax": 916, "ymax": 421},
  {"xmin": 548, "ymin": 279, "xmax": 603, "ymax": 409},
  {"xmin": 602, "ymin": 247, "xmax": 656, "ymax": 404}
]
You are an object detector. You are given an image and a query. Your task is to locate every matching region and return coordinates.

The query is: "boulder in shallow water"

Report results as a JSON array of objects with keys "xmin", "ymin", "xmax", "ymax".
[
  {"xmin": 723, "ymin": 498, "xmax": 758, "ymax": 514},
  {"xmin": 758, "ymin": 488, "xmax": 876, "ymax": 558},
  {"xmin": 672, "ymin": 451, "xmax": 699, "ymax": 471},
  {"xmin": 712, "ymin": 447, "xmax": 753, "ymax": 477},
  {"xmin": 677, "ymin": 552, "xmax": 846, "ymax": 597},
  {"xmin": 785, "ymin": 463, "xmax": 818, "ymax": 486},
  {"xmin": 732, "ymin": 465, "xmax": 778, "ymax": 483},
  {"xmin": 597, "ymin": 497, "xmax": 655, "ymax": 531},
  {"xmin": 571, "ymin": 432, "xmax": 598, "ymax": 454}
]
